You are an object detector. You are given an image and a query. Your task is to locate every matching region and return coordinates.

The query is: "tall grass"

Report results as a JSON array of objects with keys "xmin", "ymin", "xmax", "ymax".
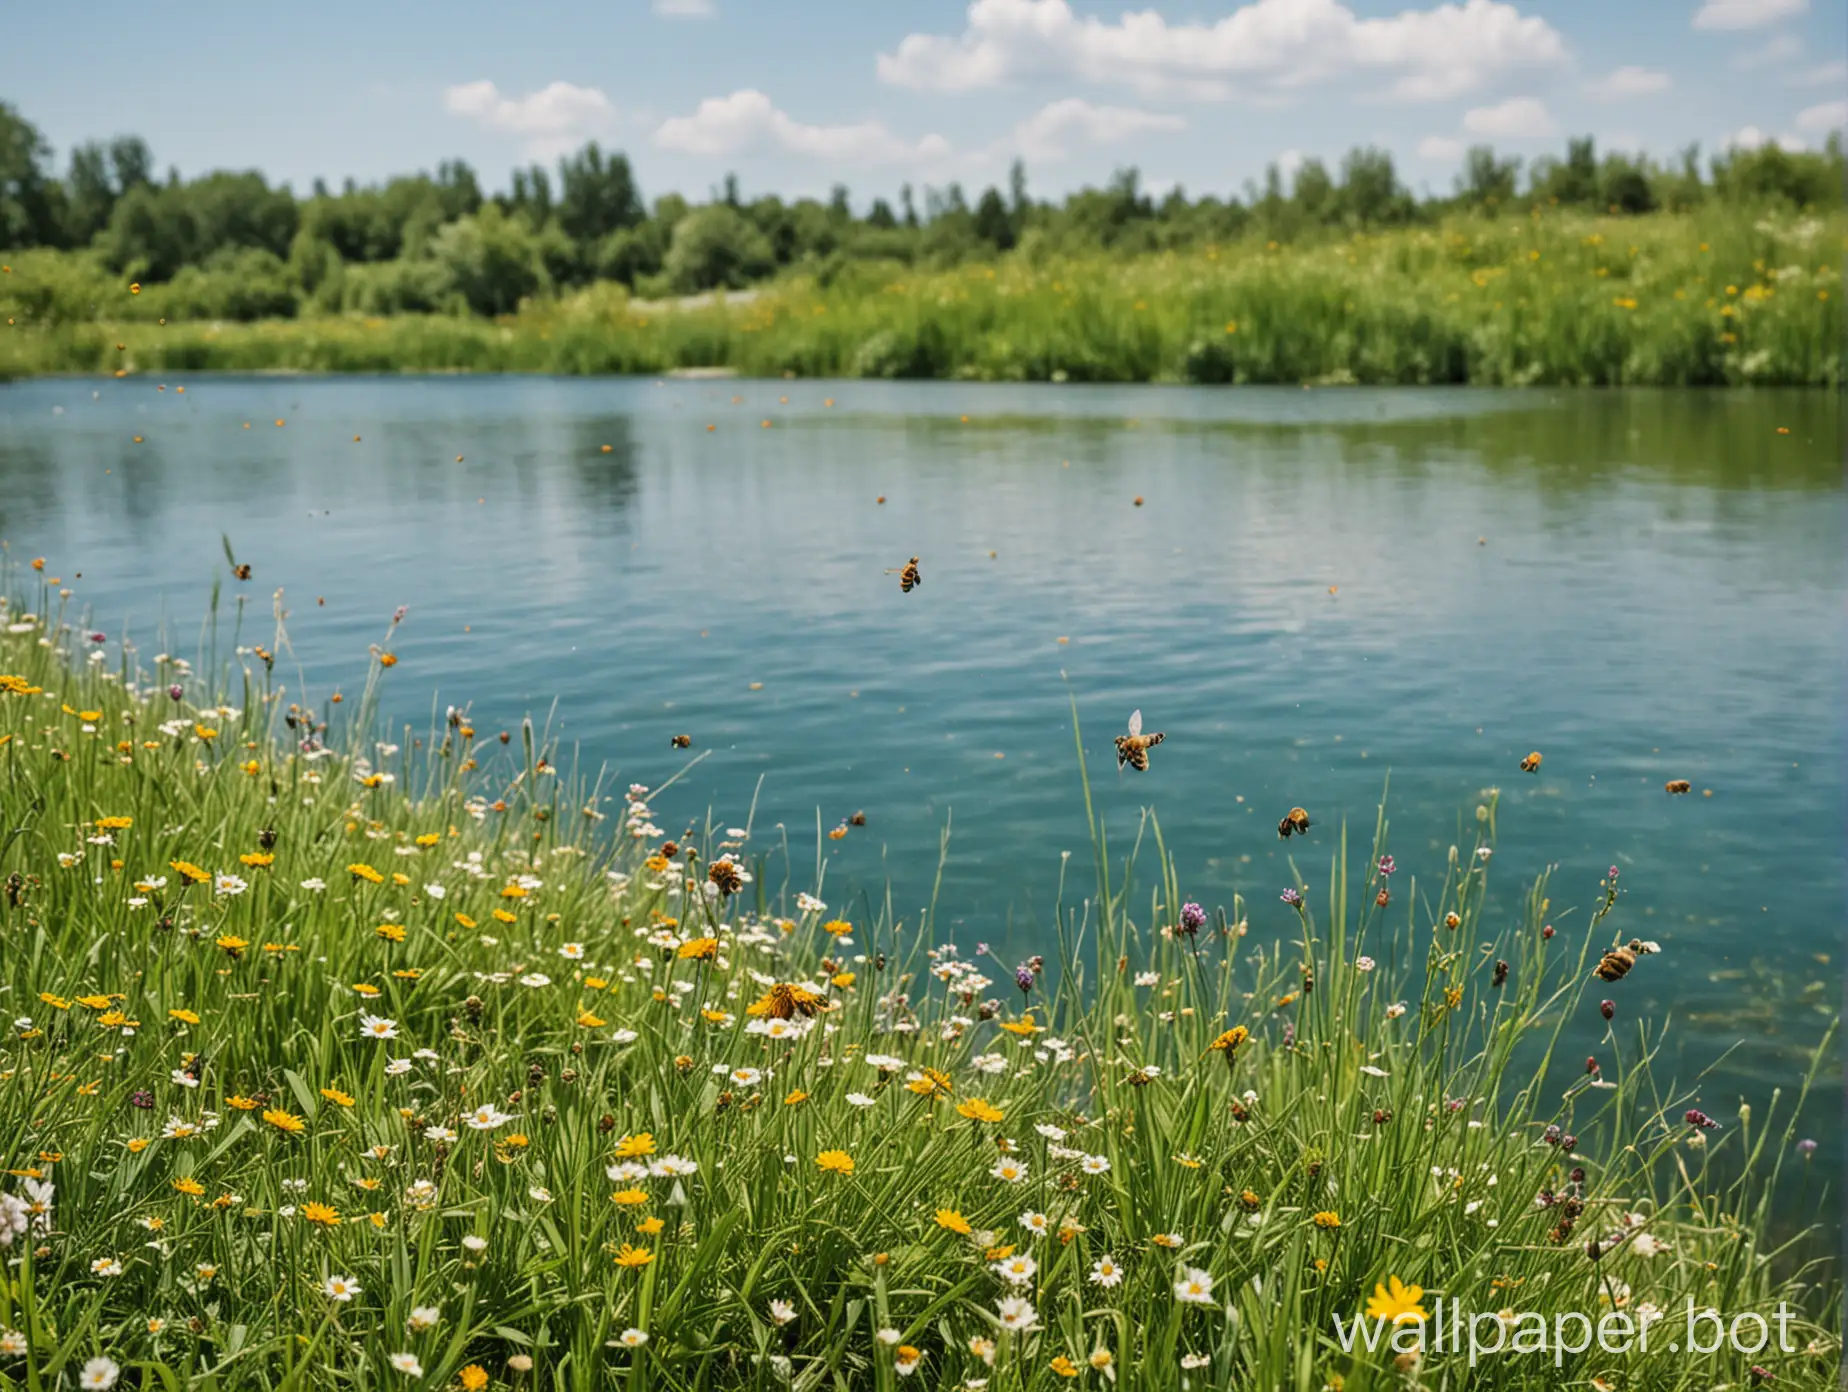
[
  {"xmin": 0, "ymin": 577, "xmax": 1837, "ymax": 1390},
  {"xmin": 3, "ymin": 208, "xmax": 1841, "ymax": 386}
]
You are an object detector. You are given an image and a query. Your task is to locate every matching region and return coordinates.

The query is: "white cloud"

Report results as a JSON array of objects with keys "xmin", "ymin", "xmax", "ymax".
[
  {"xmin": 1006, "ymin": 98, "xmax": 1186, "ymax": 161},
  {"xmin": 653, "ymin": 0, "xmax": 713, "ymax": 12},
  {"xmin": 1586, "ymin": 66, "xmax": 1672, "ymax": 99},
  {"xmin": 1693, "ymin": 0, "xmax": 1806, "ymax": 30},
  {"xmin": 876, "ymin": 0, "xmax": 1568, "ymax": 103},
  {"xmin": 1275, "ymin": 148, "xmax": 1305, "ymax": 179},
  {"xmin": 1792, "ymin": 59, "xmax": 1848, "ymax": 86},
  {"xmin": 1461, "ymin": 96, "xmax": 1558, "ymax": 138},
  {"xmin": 1733, "ymin": 32, "xmax": 1802, "ymax": 67},
  {"xmin": 1795, "ymin": 99, "xmax": 1848, "ymax": 133},
  {"xmin": 1417, "ymin": 135, "xmax": 1467, "ymax": 161},
  {"xmin": 442, "ymin": 80, "xmax": 617, "ymax": 156},
  {"xmin": 653, "ymin": 90, "xmax": 951, "ymax": 166},
  {"xmin": 1723, "ymin": 125, "xmax": 1806, "ymax": 151}
]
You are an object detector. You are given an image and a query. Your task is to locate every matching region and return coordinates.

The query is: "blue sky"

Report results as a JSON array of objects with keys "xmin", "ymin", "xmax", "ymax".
[{"xmin": 8, "ymin": 0, "xmax": 1845, "ymax": 207}]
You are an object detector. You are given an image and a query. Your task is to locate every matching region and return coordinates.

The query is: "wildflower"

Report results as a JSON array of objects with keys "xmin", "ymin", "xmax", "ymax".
[
  {"xmin": 1365, "ymin": 1276, "xmax": 1428, "ymax": 1325},
  {"xmin": 406, "ymin": 1306, "xmax": 441, "ymax": 1333},
  {"xmin": 1312, "ymin": 1211, "xmax": 1341, "ymax": 1229},
  {"xmin": 460, "ymin": 1368, "xmax": 489, "ymax": 1391},
  {"xmin": 1174, "ymin": 1268, "xmax": 1215, "ymax": 1304},
  {"xmin": 1091, "ymin": 1255, "xmax": 1125, "ymax": 1286},
  {"xmin": 816, "ymin": 1149, "xmax": 854, "ymax": 1176},
  {"xmin": 616, "ymin": 1329, "xmax": 648, "ymax": 1348},
  {"xmin": 465, "ymin": 1105, "xmax": 512, "ymax": 1130},
  {"xmin": 389, "ymin": 1353, "xmax": 424, "ymax": 1378},
  {"xmin": 990, "ymin": 1157, "xmax": 1028, "ymax": 1183},
  {"xmin": 320, "ymin": 1088, "xmax": 355, "ymax": 1107},
  {"xmin": 323, "ymin": 1273, "xmax": 360, "ymax": 1301},
  {"xmin": 1049, "ymin": 1356, "xmax": 1079, "ymax": 1378},
  {"xmin": 996, "ymin": 1296, "xmax": 1038, "ymax": 1331},
  {"xmin": 80, "ymin": 1358, "xmax": 120, "ymax": 1390},
  {"xmin": 957, "ymin": 1098, "xmax": 1005, "ymax": 1123},
  {"xmin": 461, "ymin": 1235, "xmax": 488, "ymax": 1253},
  {"xmin": 613, "ymin": 1244, "xmax": 655, "ymax": 1268},
  {"xmin": 1179, "ymin": 901, "xmax": 1207, "ymax": 934},
  {"xmin": 1377, "ymin": 855, "xmax": 1395, "ymax": 876},
  {"xmin": 769, "ymin": 1299, "xmax": 797, "ymax": 1325},
  {"xmin": 348, "ymin": 863, "xmax": 384, "ymax": 884},
  {"xmin": 994, "ymin": 1253, "xmax": 1037, "ymax": 1284},
  {"xmin": 359, "ymin": 1014, "xmax": 399, "ymax": 1041},
  {"xmin": 1151, "ymin": 1232, "xmax": 1183, "ymax": 1249},
  {"xmin": 303, "ymin": 1202, "xmax": 340, "ymax": 1227},
  {"xmin": 91, "ymin": 1256, "xmax": 124, "ymax": 1277},
  {"xmin": 1280, "ymin": 887, "xmax": 1303, "ymax": 907},
  {"xmin": 894, "ymin": 1345, "xmax": 922, "ymax": 1377},
  {"xmin": 1081, "ymin": 1154, "xmax": 1111, "ymax": 1175},
  {"xmin": 1685, "ymin": 1109, "xmax": 1718, "ymax": 1131},
  {"xmin": 936, "ymin": 1208, "xmax": 972, "ymax": 1234},
  {"xmin": 678, "ymin": 936, "xmax": 719, "ymax": 960}
]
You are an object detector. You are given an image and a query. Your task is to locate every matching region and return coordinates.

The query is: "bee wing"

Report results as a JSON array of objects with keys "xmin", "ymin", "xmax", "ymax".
[{"xmin": 1127, "ymin": 709, "xmax": 1142, "ymax": 737}]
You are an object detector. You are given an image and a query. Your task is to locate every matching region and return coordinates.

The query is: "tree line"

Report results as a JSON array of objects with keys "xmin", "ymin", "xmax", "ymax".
[{"xmin": 1, "ymin": 98, "xmax": 1840, "ymax": 321}]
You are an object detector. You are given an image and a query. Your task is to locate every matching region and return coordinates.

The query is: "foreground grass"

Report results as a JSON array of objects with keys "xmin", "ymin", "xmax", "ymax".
[
  {"xmin": 0, "ymin": 579, "xmax": 1838, "ymax": 1391},
  {"xmin": 3, "ymin": 208, "xmax": 1842, "ymax": 387}
]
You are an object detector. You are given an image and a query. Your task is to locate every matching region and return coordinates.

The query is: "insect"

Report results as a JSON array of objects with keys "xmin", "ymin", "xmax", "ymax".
[
  {"xmin": 1114, "ymin": 709, "xmax": 1165, "ymax": 772},
  {"xmin": 849, "ymin": 810, "xmax": 866, "ymax": 827},
  {"xmin": 1593, "ymin": 938, "xmax": 1657, "ymax": 983},
  {"xmin": 885, "ymin": 556, "xmax": 921, "ymax": 593},
  {"xmin": 1520, "ymin": 751, "xmax": 1543, "ymax": 773},
  {"xmin": 1277, "ymin": 807, "xmax": 1312, "ymax": 839},
  {"xmin": 670, "ymin": 734, "xmax": 691, "ymax": 749},
  {"xmin": 1664, "ymin": 779, "xmax": 1691, "ymax": 795},
  {"xmin": 221, "ymin": 534, "xmax": 251, "ymax": 581}
]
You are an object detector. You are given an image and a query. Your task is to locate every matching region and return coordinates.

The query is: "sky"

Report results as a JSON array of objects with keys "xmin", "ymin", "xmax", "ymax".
[{"xmin": 7, "ymin": 0, "xmax": 1846, "ymax": 207}]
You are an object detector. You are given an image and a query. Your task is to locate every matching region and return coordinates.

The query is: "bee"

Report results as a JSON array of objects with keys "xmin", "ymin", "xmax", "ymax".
[
  {"xmin": 1593, "ymin": 938, "xmax": 1657, "ymax": 983},
  {"xmin": 670, "ymin": 734, "xmax": 691, "ymax": 749},
  {"xmin": 1664, "ymin": 779, "xmax": 1691, "ymax": 795},
  {"xmin": 180, "ymin": 1052, "xmax": 206, "ymax": 1083},
  {"xmin": 1114, "ymin": 709, "xmax": 1165, "ymax": 772},
  {"xmin": 884, "ymin": 556, "xmax": 922, "ymax": 593},
  {"xmin": 1277, "ymin": 807, "xmax": 1312, "ymax": 839},
  {"xmin": 221, "ymin": 534, "xmax": 250, "ymax": 581},
  {"xmin": 849, "ymin": 810, "xmax": 866, "ymax": 827},
  {"xmin": 232, "ymin": 563, "xmax": 251, "ymax": 581},
  {"xmin": 1520, "ymin": 751, "xmax": 1543, "ymax": 773}
]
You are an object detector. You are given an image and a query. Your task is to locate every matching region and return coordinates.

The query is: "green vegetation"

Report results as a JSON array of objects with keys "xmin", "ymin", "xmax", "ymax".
[
  {"xmin": 2, "ymin": 98, "xmax": 1843, "ymax": 385},
  {"xmin": 0, "ymin": 582, "xmax": 1838, "ymax": 1389}
]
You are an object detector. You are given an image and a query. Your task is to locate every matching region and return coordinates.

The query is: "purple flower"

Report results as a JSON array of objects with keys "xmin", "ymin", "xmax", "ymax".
[
  {"xmin": 168, "ymin": 684, "xmax": 184, "ymax": 702},
  {"xmin": 393, "ymin": 605, "xmax": 408, "ymax": 623},
  {"xmin": 1585, "ymin": 1056, "xmax": 1599, "ymax": 1075},
  {"xmin": 1543, "ymin": 1124, "xmax": 1562, "ymax": 1146},
  {"xmin": 1600, "ymin": 999, "xmax": 1615, "ymax": 1020},
  {"xmin": 1685, "ymin": 1108, "xmax": 1718, "ymax": 1131},
  {"xmin": 1179, "ymin": 902, "xmax": 1206, "ymax": 934},
  {"xmin": 1279, "ymin": 887, "xmax": 1303, "ymax": 908},
  {"xmin": 129, "ymin": 1090, "xmax": 154, "ymax": 1110},
  {"xmin": 1559, "ymin": 1134, "xmax": 1578, "ymax": 1154},
  {"xmin": 1445, "ymin": 1098, "xmax": 1466, "ymax": 1113},
  {"xmin": 1377, "ymin": 855, "xmax": 1395, "ymax": 877},
  {"xmin": 1796, "ymin": 1138, "xmax": 1817, "ymax": 1156},
  {"xmin": 1608, "ymin": 866, "xmax": 1620, "ymax": 882},
  {"xmin": 1014, "ymin": 964, "xmax": 1034, "ymax": 995}
]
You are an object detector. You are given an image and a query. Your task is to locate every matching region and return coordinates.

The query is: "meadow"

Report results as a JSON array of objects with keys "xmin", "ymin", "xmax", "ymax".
[
  {"xmin": 0, "ymin": 569, "xmax": 1837, "ymax": 1392},
  {"xmin": 3, "ymin": 208, "xmax": 1841, "ymax": 387}
]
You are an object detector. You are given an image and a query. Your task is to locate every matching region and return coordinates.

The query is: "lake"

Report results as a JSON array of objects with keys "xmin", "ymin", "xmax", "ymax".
[{"xmin": 0, "ymin": 375, "xmax": 1840, "ymax": 1141}]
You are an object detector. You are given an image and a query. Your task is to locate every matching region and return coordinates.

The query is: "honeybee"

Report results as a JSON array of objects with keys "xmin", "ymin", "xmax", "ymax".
[
  {"xmin": 1277, "ymin": 807, "xmax": 1312, "ymax": 839},
  {"xmin": 885, "ymin": 556, "xmax": 922, "ymax": 593},
  {"xmin": 1593, "ymin": 938, "xmax": 1657, "ymax": 983},
  {"xmin": 849, "ymin": 810, "xmax": 866, "ymax": 827},
  {"xmin": 221, "ymin": 534, "xmax": 250, "ymax": 581},
  {"xmin": 1520, "ymin": 751, "xmax": 1543, "ymax": 773},
  {"xmin": 1114, "ymin": 709, "xmax": 1165, "ymax": 772},
  {"xmin": 1664, "ymin": 779, "xmax": 1691, "ymax": 795},
  {"xmin": 670, "ymin": 734, "xmax": 691, "ymax": 749}
]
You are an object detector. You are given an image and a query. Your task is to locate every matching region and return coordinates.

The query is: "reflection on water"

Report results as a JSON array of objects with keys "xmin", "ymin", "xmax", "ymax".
[{"xmin": 0, "ymin": 375, "xmax": 1840, "ymax": 1136}]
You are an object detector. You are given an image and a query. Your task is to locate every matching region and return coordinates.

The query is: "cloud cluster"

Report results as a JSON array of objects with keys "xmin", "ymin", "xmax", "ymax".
[
  {"xmin": 442, "ymin": 80, "xmax": 617, "ymax": 157},
  {"xmin": 876, "ymin": 0, "xmax": 1568, "ymax": 103},
  {"xmin": 1692, "ymin": 0, "xmax": 1806, "ymax": 31},
  {"xmin": 654, "ymin": 90, "xmax": 951, "ymax": 166}
]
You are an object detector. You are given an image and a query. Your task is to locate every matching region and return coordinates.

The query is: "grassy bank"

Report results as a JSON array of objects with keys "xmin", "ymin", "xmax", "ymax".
[
  {"xmin": 0, "ymin": 579, "xmax": 1839, "ymax": 1391},
  {"xmin": 4, "ymin": 209, "xmax": 1842, "ymax": 387}
]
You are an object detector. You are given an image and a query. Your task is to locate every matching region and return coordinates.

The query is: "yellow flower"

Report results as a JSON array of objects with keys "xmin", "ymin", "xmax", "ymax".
[
  {"xmin": 168, "ymin": 1008, "xmax": 200, "ymax": 1025},
  {"xmin": 613, "ymin": 1244, "xmax": 655, "ymax": 1268},
  {"xmin": 822, "ymin": 919, "xmax": 853, "ymax": 937},
  {"xmin": 1050, "ymin": 1355, "xmax": 1079, "ymax": 1378},
  {"xmin": 997, "ymin": 1014, "xmax": 1041, "ymax": 1036},
  {"xmin": 636, "ymin": 1216, "xmax": 665, "ymax": 1236},
  {"xmin": 815, "ymin": 1149, "xmax": 855, "ymax": 1176},
  {"xmin": 1313, "ymin": 1210, "xmax": 1342, "ymax": 1229},
  {"xmin": 1365, "ymin": 1275, "xmax": 1429, "ymax": 1326},
  {"xmin": 830, "ymin": 971, "xmax": 856, "ymax": 989},
  {"xmin": 576, "ymin": 1009, "xmax": 607, "ymax": 1028},
  {"xmin": 610, "ymin": 1189, "xmax": 650, "ymax": 1206},
  {"xmin": 460, "ymin": 1367, "xmax": 489, "ymax": 1391},
  {"xmin": 215, "ymin": 934, "xmax": 248, "ymax": 958},
  {"xmin": 613, "ymin": 1133, "xmax": 655, "ymax": 1159},
  {"xmin": 226, "ymin": 1095, "xmax": 259, "ymax": 1111},
  {"xmin": 906, "ymin": 1068, "xmax": 953, "ymax": 1098},
  {"xmin": 353, "ymin": 983, "xmax": 381, "ymax": 997},
  {"xmin": 492, "ymin": 909, "xmax": 517, "ymax": 924},
  {"xmin": 455, "ymin": 913, "xmax": 478, "ymax": 929},
  {"xmin": 1208, "ymin": 1026, "xmax": 1249, "ymax": 1054},
  {"xmin": 320, "ymin": 1088, "xmax": 355, "ymax": 1107},
  {"xmin": 170, "ymin": 860, "xmax": 211, "ymax": 885},
  {"xmin": 173, "ymin": 1177, "xmax": 205, "ymax": 1196},
  {"xmin": 935, "ymin": 1208, "xmax": 972, "ymax": 1235},
  {"xmin": 302, "ymin": 1202, "xmax": 340, "ymax": 1227},
  {"xmin": 126, "ymin": 1138, "xmax": 151, "ymax": 1154},
  {"xmin": 956, "ymin": 1098, "xmax": 1005, "ymax": 1123},
  {"xmin": 784, "ymin": 1089, "xmax": 809, "ymax": 1107},
  {"xmin": 376, "ymin": 923, "xmax": 406, "ymax": 943},
  {"xmin": 96, "ymin": 816, "xmax": 133, "ymax": 830},
  {"xmin": 239, "ymin": 852, "xmax": 273, "ymax": 868},
  {"xmin": 347, "ymin": 863, "xmax": 384, "ymax": 884},
  {"xmin": 1444, "ymin": 986, "xmax": 1463, "ymax": 1010},
  {"xmin": 678, "ymin": 936, "xmax": 719, "ymax": 961}
]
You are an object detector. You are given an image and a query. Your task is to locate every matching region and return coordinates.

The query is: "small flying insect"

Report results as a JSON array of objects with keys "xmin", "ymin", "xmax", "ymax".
[
  {"xmin": 671, "ymin": 734, "xmax": 692, "ymax": 749},
  {"xmin": 1114, "ymin": 709, "xmax": 1165, "ymax": 772},
  {"xmin": 1593, "ymin": 938, "xmax": 1657, "ymax": 983},
  {"xmin": 885, "ymin": 556, "xmax": 922, "ymax": 593},
  {"xmin": 1520, "ymin": 751, "xmax": 1543, "ymax": 773},
  {"xmin": 1277, "ymin": 807, "xmax": 1312, "ymax": 840},
  {"xmin": 1664, "ymin": 779, "xmax": 1691, "ymax": 795},
  {"xmin": 222, "ymin": 534, "xmax": 251, "ymax": 581}
]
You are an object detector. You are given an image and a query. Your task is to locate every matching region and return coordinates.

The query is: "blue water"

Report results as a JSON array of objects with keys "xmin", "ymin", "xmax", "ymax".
[{"xmin": 0, "ymin": 374, "xmax": 1840, "ymax": 1141}]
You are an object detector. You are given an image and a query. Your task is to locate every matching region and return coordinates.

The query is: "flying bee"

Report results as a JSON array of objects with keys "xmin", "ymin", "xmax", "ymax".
[
  {"xmin": 1593, "ymin": 938, "xmax": 1657, "ymax": 983},
  {"xmin": 884, "ymin": 556, "xmax": 922, "ymax": 593},
  {"xmin": 1520, "ymin": 751, "xmax": 1543, "ymax": 773},
  {"xmin": 849, "ymin": 810, "xmax": 866, "ymax": 827},
  {"xmin": 1664, "ymin": 779, "xmax": 1691, "ymax": 795},
  {"xmin": 1277, "ymin": 807, "xmax": 1312, "ymax": 840},
  {"xmin": 232, "ymin": 564, "xmax": 251, "ymax": 581},
  {"xmin": 1114, "ymin": 709, "xmax": 1165, "ymax": 772},
  {"xmin": 670, "ymin": 734, "xmax": 691, "ymax": 749},
  {"xmin": 180, "ymin": 1052, "xmax": 206, "ymax": 1083},
  {"xmin": 221, "ymin": 533, "xmax": 250, "ymax": 581}
]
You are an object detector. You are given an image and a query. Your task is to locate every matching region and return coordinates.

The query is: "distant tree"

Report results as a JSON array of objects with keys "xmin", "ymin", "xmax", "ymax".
[
  {"xmin": 899, "ymin": 183, "xmax": 918, "ymax": 228},
  {"xmin": 556, "ymin": 143, "xmax": 643, "ymax": 246},
  {"xmin": 662, "ymin": 204, "xmax": 775, "ymax": 292},
  {"xmin": 828, "ymin": 184, "xmax": 851, "ymax": 221},
  {"xmin": 1291, "ymin": 158, "xmax": 1336, "ymax": 224},
  {"xmin": 973, "ymin": 186, "xmax": 1015, "ymax": 250},
  {"xmin": 1458, "ymin": 145, "xmax": 1521, "ymax": 209},
  {"xmin": 0, "ymin": 100, "xmax": 57, "ymax": 246},
  {"xmin": 866, "ymin": 198, "xmax": 897, "ymax": 230},
  {"xmin": 430, "ymin": 204, "xmax": 545, "ymax": 315},
  {"xmin": 1339, "ymin": 147, "xmax": 1410, "ymax": 225},
  {"xmin": 103, "ymin": 170, "xmax": 298, "ymax": 280},
  {"xmin": 1598, "ymin": 151, "xmax": 1656, "ymax": 214},
  {"xmin": 1534, "ymin": 137, "xmax": 1599, "ymax": 205}
]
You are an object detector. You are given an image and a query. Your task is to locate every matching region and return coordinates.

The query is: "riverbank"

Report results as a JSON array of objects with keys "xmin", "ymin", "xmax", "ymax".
[
  {"xmin": 3, "ymin": 209, "xmax": 1839, "ymax": 386},
  {"xmin": 0, "ymin": 577, "xmax": 1837, "ymax": 1390}
]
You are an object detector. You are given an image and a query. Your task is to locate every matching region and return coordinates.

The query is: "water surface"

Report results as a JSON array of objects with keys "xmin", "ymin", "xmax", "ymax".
[{"xmin": 0, "ymin": 375, "xmax": 1839, "ymax": 1139}]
